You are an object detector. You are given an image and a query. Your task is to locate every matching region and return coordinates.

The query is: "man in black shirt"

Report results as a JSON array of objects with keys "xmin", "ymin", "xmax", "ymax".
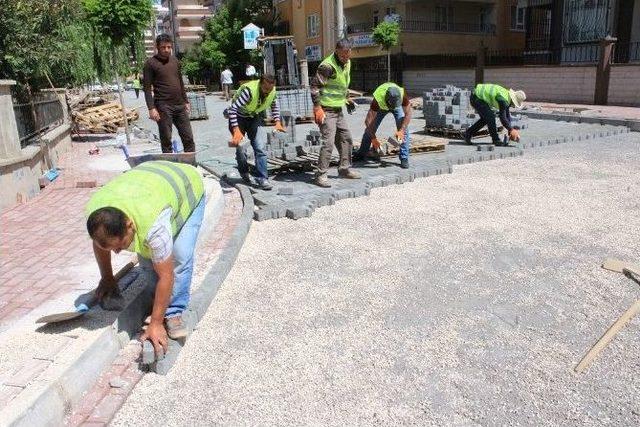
[{"xmin": 143, "ymin": 34, "xmax": 195, "ymax": 153}]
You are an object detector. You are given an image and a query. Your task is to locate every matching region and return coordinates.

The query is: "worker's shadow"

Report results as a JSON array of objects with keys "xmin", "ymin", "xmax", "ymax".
[{"xmin": 35, "ymin": 268, "xmax": 154, "ymax": 337}]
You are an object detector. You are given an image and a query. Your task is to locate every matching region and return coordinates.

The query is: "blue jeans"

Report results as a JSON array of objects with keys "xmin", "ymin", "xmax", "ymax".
[
  {"xmin": 357, "ymin": 107, "xmax": 411, "ymax": 160},
  {"xmin": 140, "ymin": 195, "xmax": 206, "ymax": 318},
  {"xmin": 233, "ymin": 116, "xmax": 268, "ymax": 181}
]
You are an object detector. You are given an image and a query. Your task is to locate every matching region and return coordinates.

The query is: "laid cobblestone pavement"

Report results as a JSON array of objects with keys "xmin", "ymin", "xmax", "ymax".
[{"xmin": 113, "ymin": 132, "xmax": 640, "ymax": 426}]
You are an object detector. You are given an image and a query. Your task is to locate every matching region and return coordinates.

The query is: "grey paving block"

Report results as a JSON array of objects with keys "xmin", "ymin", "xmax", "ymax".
[
  {"xmin": 477, "ymin": 144, "xmax": 495, "ymax": 152},
  {"xmin": 277, "ymin": 186, "xmax": 294, "ymax": 195},
  {"xmin": 286, "ymin": 204, "xmax": 314, "ymax": 220}
]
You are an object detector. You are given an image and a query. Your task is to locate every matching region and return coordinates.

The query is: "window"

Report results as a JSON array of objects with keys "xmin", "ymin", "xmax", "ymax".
[
  {"xmin": 564, "ymin": 0, "xmax": 611, "ymax": 43},
  {"xmin": 306, "ymin": 14, "xmax": 320, "ymax": 38},
  {"xmin": 511, "ymin": 5, "xmax": 525, "ymax": 30},
  {"xmin": 435, "ymin": 5, "xmax": 454, "ymax": 31},
  {"xmin": 373, "ymin": 10, "xmax": 379, "ymax": 26}
]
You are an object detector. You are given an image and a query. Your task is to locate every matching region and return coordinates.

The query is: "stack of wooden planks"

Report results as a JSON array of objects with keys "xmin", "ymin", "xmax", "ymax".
[{"xmin": 72, "ymin": 102, "xmax": 139, "ymax": 134}]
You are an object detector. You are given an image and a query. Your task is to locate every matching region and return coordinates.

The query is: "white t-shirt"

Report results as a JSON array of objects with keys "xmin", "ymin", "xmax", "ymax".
[
  {"xmin": 245, "ymin": 65, "xmax": 257, "ymax": 77},
  {"xmin": 146, "ymin": 208, "xmax": 173, "ymax": 263},
  {"xmin": 221, "ymin": 69, "xmax": 233, "ymax": 84}
]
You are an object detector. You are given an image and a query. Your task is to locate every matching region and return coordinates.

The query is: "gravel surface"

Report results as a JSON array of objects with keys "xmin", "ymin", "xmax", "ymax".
[{"xmin": 113, "ymin": 133, "xmax": 640, "ymax": 426}]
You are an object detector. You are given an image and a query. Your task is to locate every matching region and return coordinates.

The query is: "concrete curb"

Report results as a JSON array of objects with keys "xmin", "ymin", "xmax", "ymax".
[
  {"xmin": 522, "ymin": 111, "xmax": 640, "ymax": 132},
  {"xmin": 151, "ymin": 173, "xmax": 254, "ymax": 374}
]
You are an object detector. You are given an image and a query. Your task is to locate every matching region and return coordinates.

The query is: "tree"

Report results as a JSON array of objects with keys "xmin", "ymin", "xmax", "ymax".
[
  {"xmin": 181, "ymin": 0, "xmax": 280, "ymax": 85},
  {"xmin": 83, "ymin": 0, "xmax": 153, "ymax": 144},
  {"xmin": 372, "ymin": 21, "xmax": 401, "ymax": 82}
]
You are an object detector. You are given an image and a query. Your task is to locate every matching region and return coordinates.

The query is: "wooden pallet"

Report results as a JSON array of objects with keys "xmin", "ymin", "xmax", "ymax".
[
  {"xmin": 73, "ymin": 102, "xmax": 139, "ymax": 134},
  {"xmin": 381, "ymin": 133, "xmax": 447, "ymax": 156},
  {"xmin": 424, "ymin": 126, "xmax": 503, "ymax": 139},
  {"xmin": 248, "ymin": 151, "xmax": 339, "ymax": 174}
]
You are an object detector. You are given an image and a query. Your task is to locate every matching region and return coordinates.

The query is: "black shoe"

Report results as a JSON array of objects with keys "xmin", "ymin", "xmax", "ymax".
[
  {"xmin": 400, "ymin": 159, "xmax": 409, "ymax": 169},
  {"xmin": 240, "ymin": 172, "xmax": 253, "ymax": 185},
  {"xmin": 352, "ymin": 152, "xmax": 365, "ymax": 162}
]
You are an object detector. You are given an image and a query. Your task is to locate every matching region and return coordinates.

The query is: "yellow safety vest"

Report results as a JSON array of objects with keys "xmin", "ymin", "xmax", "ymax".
[
  {"xmin": 474, "ymin": 83, "xmax": 511, "ymax": 110},
  {"xmin": 85, "ymin": 161, "xmax": 204, "ymax": 259},
  {"xmin": 232, "ymin": 80, "xmax": 277, "ymax": 116},
  {"xmin": 373, "ymin": 82, "xmax": 404, "ymax": 111},
  {"xmin": 319, "ymin": 54, "xmax": 351, "ymax": 108}
]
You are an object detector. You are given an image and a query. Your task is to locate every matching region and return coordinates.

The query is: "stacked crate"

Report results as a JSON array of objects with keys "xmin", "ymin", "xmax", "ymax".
[
  {"xmin": 266, "ymin": 88, "xmax": 314, "ymax": 121},
  {"xmin": 187, "ymin": 92, "xmax": 208, "ymax": 120}
]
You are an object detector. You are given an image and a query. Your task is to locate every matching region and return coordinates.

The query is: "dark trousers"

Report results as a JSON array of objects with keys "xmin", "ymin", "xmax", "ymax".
[
  {"xmin": 156, "ymin": 103, "xmax": 195, "ymax": 153},
  {"xmin": 467, "ymin": 94, "xmax": 500, "ymax": 143}
]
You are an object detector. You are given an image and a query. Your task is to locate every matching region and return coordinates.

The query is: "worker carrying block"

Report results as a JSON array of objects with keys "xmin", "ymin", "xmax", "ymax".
[
  {"xmin": 353, "ymin": 82, "xmax": 412, "ymax": 169},
  {"xmin": 463, "ymin": 83, "xmax": 526, "ymax": 145},
  {"xmin": 228, "ymin": 74, "xmax": 285, "ymax": 191},
  {"xmin": 85, "ymin": 160, "xmax": 205, "ymax": 356}
]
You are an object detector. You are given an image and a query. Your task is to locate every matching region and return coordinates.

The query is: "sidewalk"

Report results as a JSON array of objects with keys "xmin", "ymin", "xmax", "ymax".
[
  {"xmin": 0, "ymin": 143, "xmax": 126, "ymax": 328},
  {"xmin": 0, "ymin": 136, "xmax": 242, "ymax": 424},
  {"xmin": 524, "ymin": 102, "xmax": 640, "ymax": 121}
]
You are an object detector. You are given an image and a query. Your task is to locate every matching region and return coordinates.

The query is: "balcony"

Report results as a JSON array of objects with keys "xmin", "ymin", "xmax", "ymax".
[{"xmin": 347, "ymin": 20, "xmax": 496, "ymax": 35}]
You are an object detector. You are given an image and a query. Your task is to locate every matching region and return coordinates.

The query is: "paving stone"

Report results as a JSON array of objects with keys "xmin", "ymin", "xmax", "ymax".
[
  {"xmin": 4, "ymin": 359, "xmax": 50, "ymax": 387},
  {"xmin": 33, "ymin": 336, "xmax": 75, "ymax": 361},
  {"xmin": 477, "ymin": 144, "xmax": 495, "ymax": 151},
  {"xmin": 0, "ymin": 384, "xmax": 22, "ymax": 407},
  {"xmin": 277, "ymin": 186, "xmax": 294, "ymax": 195}
]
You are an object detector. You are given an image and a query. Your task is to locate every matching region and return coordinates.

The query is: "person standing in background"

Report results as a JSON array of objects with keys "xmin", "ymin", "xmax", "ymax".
[
  {"xmin": 221, "ymin": 67, "xmax": 234, "ymax": 101},
  {"xmin": 143, "ymin": 34, "xmax": 195, "ymax": 153}
]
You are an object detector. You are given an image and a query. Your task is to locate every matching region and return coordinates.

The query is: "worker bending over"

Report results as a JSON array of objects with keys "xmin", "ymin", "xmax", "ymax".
[
  {"xmin": 86, "ymin": 161, "xmax": 205, "ymax": 355},
  {"xmin": 464, "ymin": 83, "xmax": 526, "ymax": 145},
  {"xmin": 311, "ymin": 39, "xmax": 361, "ymax": 188},
  {"xmin": 354, "ymin": 82, "xmax": 412, "ymax": 169},
  {"xmin": 228, "ymin": 74, "xmax": 285, "ymax": 191}
]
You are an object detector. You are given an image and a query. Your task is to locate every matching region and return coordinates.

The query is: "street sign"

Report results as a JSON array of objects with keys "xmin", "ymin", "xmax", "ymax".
[
  {"xmin": 242, "ymin": 23, "xmax": 262, "ymax": 49},
  {"xmin": 305, "ymin": 45, "xmax": 322, "ymax": 61},
  {"xmin": 349, "ymin": 33, "xmax": 376, "ymax": 48}
]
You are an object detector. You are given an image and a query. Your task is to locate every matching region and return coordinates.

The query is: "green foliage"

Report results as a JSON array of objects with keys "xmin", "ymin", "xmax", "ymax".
[
  {"xmin": 181, "ymin": 0, "xmax": 279, "ymax": 83},
  {"xmin": 83, "ymin": 0, "xmax": 153, "ymax": 47},
  {"xmin": 0, "ymin": 0, "xmax": 141, "ymax": 88},
  {"xmin": 372, "ymin": 21, "xmax": 401, "ymax": 51}
]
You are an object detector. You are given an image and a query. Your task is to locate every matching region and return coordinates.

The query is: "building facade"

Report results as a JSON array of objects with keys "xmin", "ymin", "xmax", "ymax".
[
  {"xmin": 522, "ymin": 0, "xmax": 640, "ymax": 63},
  {"xmin": 274, "ymin": 0, "xmax": 337, "ymax": 68},
  {"xmin": 161, "ymin": 0, "xmax": 213, "ymax": 54}
]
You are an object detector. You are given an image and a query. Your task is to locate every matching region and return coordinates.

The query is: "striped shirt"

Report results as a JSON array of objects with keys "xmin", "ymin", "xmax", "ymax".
[{"xmin": 228, "ymin": 86, "xmax": 280, "ymax": 127}]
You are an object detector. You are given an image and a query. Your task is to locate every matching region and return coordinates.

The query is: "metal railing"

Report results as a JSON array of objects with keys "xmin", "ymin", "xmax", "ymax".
[
  {"xmin": 346, "ymin": 20, "xmax": 496, "ymax": 35},
  {"xmin": 402, "ymin": 20, "xmax": 495, "ymax": 35},
  {"xmin": 12, "ymin": 89, "xmax": 65, "ymax": 147},
  {"xmin": 612, "ymin": 41, "xmax": 640, "ymax": 64}
]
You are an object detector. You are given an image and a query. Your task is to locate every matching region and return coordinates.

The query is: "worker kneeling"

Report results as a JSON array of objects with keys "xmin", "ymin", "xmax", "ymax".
[
  {"xmin": 354, "ymin": 82, "xmax": 412, "ymax": 169},
  {"xmin": 85, "ymin": 160, "xmax": 205, "ymax": 355},
  {"xmin": 463, "ymin": 83, "xmax": 526, "ymax": 145},
  {"xmin": 228, "ymin": 74, "xmax": 285, "ymax": 191}
]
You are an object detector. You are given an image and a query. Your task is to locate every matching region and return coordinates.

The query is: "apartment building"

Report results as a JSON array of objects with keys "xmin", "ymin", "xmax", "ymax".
[
  {"xmin": 523, "ymin": 0, "xmax": 640, "ymax": 63},
  {"xmin": 274, "ymin": 0, "xmax": 337, "ymax": 67},
  {"xmin": 161, "ymin": 0, "xmax": 213, "ymax": 54},
  {"xmin": 344, "ymin": 0, "xmax": 524, "ymax": 59},
  {"xmin": 144, "ymin": 1, "xmax": 169, "ymax": 57}
]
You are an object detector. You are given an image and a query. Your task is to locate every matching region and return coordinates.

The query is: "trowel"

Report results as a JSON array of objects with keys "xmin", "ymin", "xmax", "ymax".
[{"xmin": 35, "ymin": 261, "xmax": 137, "ymax": 324}]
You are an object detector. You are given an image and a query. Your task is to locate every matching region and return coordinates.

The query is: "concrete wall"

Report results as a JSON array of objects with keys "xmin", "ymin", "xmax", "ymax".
[
  {"xmin": 608, "ymin": 65, "xmax": 640, "ymax": 106},
  {"xmin": 485, "ymin": 66, "xmax": 597, "ymax": 104},
  {"xmin": 403, "ymin": 69, "xmax": 475, "ymax": 95},
  {"xmin": 631, "ymin": 0, "xmax": 640, "ymax": 42},
  {"xmin": 0, "ymin": 124, "xmax": 72, "ymax": 213}
]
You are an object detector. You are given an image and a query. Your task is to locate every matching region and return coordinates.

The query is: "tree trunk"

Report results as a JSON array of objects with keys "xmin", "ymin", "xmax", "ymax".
[{"xmin": 113, "ymin": 50, "xmax": 132, "ymax": 146}]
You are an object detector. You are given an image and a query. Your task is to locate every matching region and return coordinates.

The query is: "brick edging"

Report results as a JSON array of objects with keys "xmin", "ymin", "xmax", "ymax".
[{"xmin": 152, "ymin": 174, "xmax": 254, "ymax": 374}]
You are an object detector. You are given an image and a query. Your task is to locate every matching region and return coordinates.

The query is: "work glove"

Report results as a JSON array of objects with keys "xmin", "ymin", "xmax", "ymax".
[
  {"xmin": 274, "ymin": 120, "xmax": 286, "ymax": 133},
  {"xmin": 346, "ymin": 99, "xmax": 356, "ymax": 115},
  {"xmin": 508, "ymin": 128, "xmax": 520, "ymax": 142},
  {"xmin": 229, "ymin": 126, "xmax": 244, "ymax": 147},
  {"xmin": 395, "ymin": 129, "xmax": 405, "ymax": 143},
  {"xmin": 371, "ymin": 137, "xmax": 381, "ymax": 150},
  {"xmin": 314, "ymin": 106, "xmax": 326, "ymax": 125}
]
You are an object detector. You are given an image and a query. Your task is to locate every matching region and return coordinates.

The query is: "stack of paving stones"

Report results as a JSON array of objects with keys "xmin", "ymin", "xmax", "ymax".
[
  {"xmin": 266, "ymin": 87, "xmax": 314, "ymax": 121},
  {"xmin": 422, "ymin": 85, "xmax": 528, "ymax": 133}
]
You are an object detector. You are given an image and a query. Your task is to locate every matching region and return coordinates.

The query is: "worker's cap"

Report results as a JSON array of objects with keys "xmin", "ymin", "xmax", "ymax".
[
  {"xmin": 385, "ymin": 86, "xmax": 402, "ymax": 109},
  {"xmin": 509, "ymin": 89, "xmax": 526, "ymax": 108}
]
